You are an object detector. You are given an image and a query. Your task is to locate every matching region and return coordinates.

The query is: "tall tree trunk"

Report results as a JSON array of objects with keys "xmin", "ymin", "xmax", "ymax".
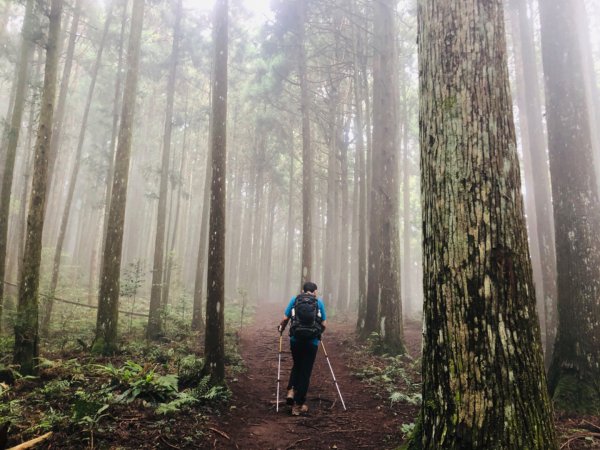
[
  {"xmin": 163, "ymin": 103, "xmax": 189, "ymax": 309},
  {"xmin": 191, "ymin": 148, "xmax": 211, "ymax": 331},
  {"xmin": 539, "ymin": 0, "xmax": 600, "ymax": 414},
  {"xmin": 416, "ymin": 0, "xmax": 557, "ymax": 447},
  {"xmin": 94, "ymin": 0, "xmax": 145, "ymax": 355},
  {"xmin": 298, "ymin": 0, "xmax": 312, "ymax": 285},
  {"xmin": 509, "ymin": 0, "xmax": 557, "ymax": 366},
  {"xmin": 323, "ymin": 85, "xmax": 338, "ymax": 310},
  {"xmin": 13, "ymin": 0, "xmax": 63, "ymax": 375},
  {"xmin": 46, "ymin": 0, "xmax": 83, "ymax": 194},
  {"xmin": 99, "ymin": 0, "xmax": 129, "ymax": 277},
  {"xmin": 147, "ymin": 0, "xmax": 182, "ymax": 340},
  {"xmin": 575, "ymin": 1, "xmax": 600, "ymax": 187},
  {"xmin": 16, "ymin": 50, "xmax": 41, "ymax": 286},
  {"xmin": 371, "ymin": 0, "xmax": 403, "ymax": 353},
  {"xmin": 337, "ymin": 122, "xmax": 350, "ymax": 311},
  {"xmin": 401, "ymin": 109, "xmax": 412, "ymax": 318},
  {"xmin": 0, "ymin": 0, "xmax": 35, "ymax": 331},
  {"xmin": 41, "ymin": 1, "xmax": 115, "ymax": 336},
  {"xmin": 285, "ymin": 142, "xmax": 295, "ymax": 296},
  {"xmin": 263, "ymin": 184, "xmax": 276, "ymax": 298},
  {"xmin": 352, "ymin": 8, "xmax": 367, "ymax": 329},
  {"xmin": 202, "ymin": 0, "xmax": 228, "ymax": 384}
]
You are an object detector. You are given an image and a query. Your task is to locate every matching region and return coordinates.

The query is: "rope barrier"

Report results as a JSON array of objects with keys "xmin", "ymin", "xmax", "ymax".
[{"xmin": 2, "ymin": 280, "xmax": 149, "ymax": 318}]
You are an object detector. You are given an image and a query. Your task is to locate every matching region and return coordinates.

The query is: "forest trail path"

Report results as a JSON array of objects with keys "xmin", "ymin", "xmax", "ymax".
[{"xmin": 207, "ymin": 306, "xmax": 416, "ymax": 449}]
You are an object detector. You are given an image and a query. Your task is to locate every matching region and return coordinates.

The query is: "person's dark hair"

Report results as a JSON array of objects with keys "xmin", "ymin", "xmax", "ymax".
[{"xmin": 302, "ymin": 281, "xmax": 318, "ymax": 293}]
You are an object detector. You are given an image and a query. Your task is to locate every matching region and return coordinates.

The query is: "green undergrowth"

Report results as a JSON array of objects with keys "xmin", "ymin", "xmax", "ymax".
[
  {"xmin": 352, "ymin": 333, "xmax": 422, "ymax": 408},
  {"xmin": 349, "ymin": 332, "xmax": 422, "ymax": 447},
  {"xmin": 0, "ymin": 296, "xmax": 253, "ymax": 448}
]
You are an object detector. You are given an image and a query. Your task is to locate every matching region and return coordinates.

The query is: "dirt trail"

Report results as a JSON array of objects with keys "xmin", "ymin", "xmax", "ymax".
[{"xmin": 207, "ymin": 306, "xmax": 416, "ymax": 449}]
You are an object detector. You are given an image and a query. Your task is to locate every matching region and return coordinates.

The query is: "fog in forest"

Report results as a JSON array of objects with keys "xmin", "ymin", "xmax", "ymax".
[{"xmin": 0, "ymin": 0, "xmax": 599, "ymax": 448}]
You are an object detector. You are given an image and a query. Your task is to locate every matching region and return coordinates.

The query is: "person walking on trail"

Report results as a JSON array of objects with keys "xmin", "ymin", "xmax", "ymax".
[{"xmin": 278, "ymin": 281, "xmax": 327, "ymax": 416}]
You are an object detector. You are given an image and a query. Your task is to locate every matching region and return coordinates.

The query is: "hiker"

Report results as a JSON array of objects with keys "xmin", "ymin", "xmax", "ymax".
[{"xmin": 278, "ymin": 281, "xmax": 327, "ymax": 416}]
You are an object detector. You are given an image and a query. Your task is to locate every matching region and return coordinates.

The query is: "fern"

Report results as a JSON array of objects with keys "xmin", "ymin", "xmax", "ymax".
[{"xmin": 156, "ymin": 392, "xmax": 199, "ymax": 415}]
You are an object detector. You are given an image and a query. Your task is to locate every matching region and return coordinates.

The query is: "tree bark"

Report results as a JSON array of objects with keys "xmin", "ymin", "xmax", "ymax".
[
  {"xmin": 0, "ymin": 0, "xmax": 35, "ymax": 331},
  {"xmin": 13, "ymin": 0, "xmax": 63, "ymax": 375},
  {"xmin": 539, "ymin": 0, "xmax": 600, "ymax": 414},
  {"xmin": 94, "ymin": 0, "xmax": 145, "ymax": 355},
  {"xmin": 202, "ymin": 0, "xmax": 228, "ymax": 384},
  {"xmin": 416, "ymin": 0, "xmax": 557, "ymax": 447},
  {"xmin": 147, "ymin": 0, "xmax": 182, "ymax": 340}
]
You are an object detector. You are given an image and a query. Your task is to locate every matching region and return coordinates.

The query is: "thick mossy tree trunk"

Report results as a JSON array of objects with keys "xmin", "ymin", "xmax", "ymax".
[
  {"xmin": 13, "ymin": 0, "xmax": 63, "ymax": 376},
  {"xmin": 94, "ymin": 0, "xmax": 145, "ymax": 355},
  {"xmin": 147, "ymin": 0, "xmax": 182, "ymax": 341},
  {"xmin": 539, "ymin": 0, "xmax": 600, "ymax": 414},
  {"xmin": 416, "ymin": 0, "xmax": 557, "ymax": 447},
  {"xmin": 0, "ymin": 0, "xmax": 35, "ymax": 331},
  {"xmin": 202, "ymin": 0, "xmax": 228, "ymax": 384}
]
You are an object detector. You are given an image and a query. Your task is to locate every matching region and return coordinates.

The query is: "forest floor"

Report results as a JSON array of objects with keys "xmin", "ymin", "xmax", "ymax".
[{"xmin": 1, "ymin": 305, "xmax": 599, "ymax": 449}]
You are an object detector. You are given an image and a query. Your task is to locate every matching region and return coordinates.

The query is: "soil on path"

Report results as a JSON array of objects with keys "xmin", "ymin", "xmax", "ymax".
[{"xmin": 206, "ymin": 306, "xmax": 418, "ymax": 450}]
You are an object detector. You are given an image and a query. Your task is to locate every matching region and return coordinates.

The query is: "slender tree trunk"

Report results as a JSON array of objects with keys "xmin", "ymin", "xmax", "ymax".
[
  {"xmin": 202, "ymin": 0, "xmax": 228, "ymax": 384},
  {"xmin": 298, "ymin": 0, "xmax": 312, "ymax": 285},
  {"xmin": 16, "ymin": 51, "xmax": 41, "ymax": 285},
  {"xmin": 249, "ymin": 153, "xmax": 264, "ymax": 295},
  {"xmin": 46, "ymin": 0, "xmax": 82, "ymax": 195},
  {"xmin": 13, "ymin": 0, "xmax": 63, "ymax": 375},
  {"xmin": 163, "ymin": 104, "xmax": 189, "ymax": 309},
  {"xmin": 337, "ymin": 124, "xmax": 350, "ymax": 311},
  {"xmin": 263, "ymin": 184, "xmax": 276, "ymax": 298},
  {"xmin": 416, "ymin": 0, "xmax": 557, "ymax": 447},
  {"xmin": 100, "ymin": 0, "xmax": 128, "ymax": 276},
  {"xmin": 285, "ymin": 142, "xmax": 295, "ymax": 295},
  {"xmin": 147, "ymin": 0, "xmax": 182, "ymax": 340},
  {"xmin": 401, "ymin": 110, "xmax": 412, "ymax": 318},
  {"xmin": 94, "ymin": 0, "xmax": 145, "ymax": 355},
  {"xmin": 539, "ymin": 0, "xmax": 600, "ymax": 414},
  {"xmin": 191, "ymin": 148, "xmax": 211, "ymax": 331},
  {"xmin": 352, "ymin": 10, "xmax": 367, "ymax": 329},
  {"xmin": 41, "ymin": 1, "xmax": 115, "ymax": 336},
  {"xmin": 237, "ymin": 173, "xmax": 254, "ymax": 291},
  {"xmin": 0, "ymin": 0, "xmax": 34, "ymax": 330},
  {"xmin": 323, "ymin": 85, "xmax": 338, "ymax": 310}
]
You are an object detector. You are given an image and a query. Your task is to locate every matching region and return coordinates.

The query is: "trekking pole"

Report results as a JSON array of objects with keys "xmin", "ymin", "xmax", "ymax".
[
  {"xmin": 276, "ymin": 331, "xmax": 283, "ymax": 412},
  {"xmin": 320, "ymin": 340, "xmax": 347, "ymax": 411}
]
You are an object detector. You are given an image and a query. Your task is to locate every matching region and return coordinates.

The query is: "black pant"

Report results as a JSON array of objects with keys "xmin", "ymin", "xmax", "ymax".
[{"xmin": 287, "ymin": 340, "xmax": 318, "ymax": 405}]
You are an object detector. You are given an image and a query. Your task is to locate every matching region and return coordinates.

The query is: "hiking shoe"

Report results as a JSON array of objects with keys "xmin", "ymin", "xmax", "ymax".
[
  {"xmin": 286, "ymin": 389, "xmax": 294, "ymax": 405},
  {"xmin": 291, "ymin": 403, "xmax": 308, "ymax": 416}
]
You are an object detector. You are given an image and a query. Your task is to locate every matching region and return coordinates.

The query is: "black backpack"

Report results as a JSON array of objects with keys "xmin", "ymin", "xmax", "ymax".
[{"xmin": 289, "ymin": 294, "xmax": 322, "ymax": 340}]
